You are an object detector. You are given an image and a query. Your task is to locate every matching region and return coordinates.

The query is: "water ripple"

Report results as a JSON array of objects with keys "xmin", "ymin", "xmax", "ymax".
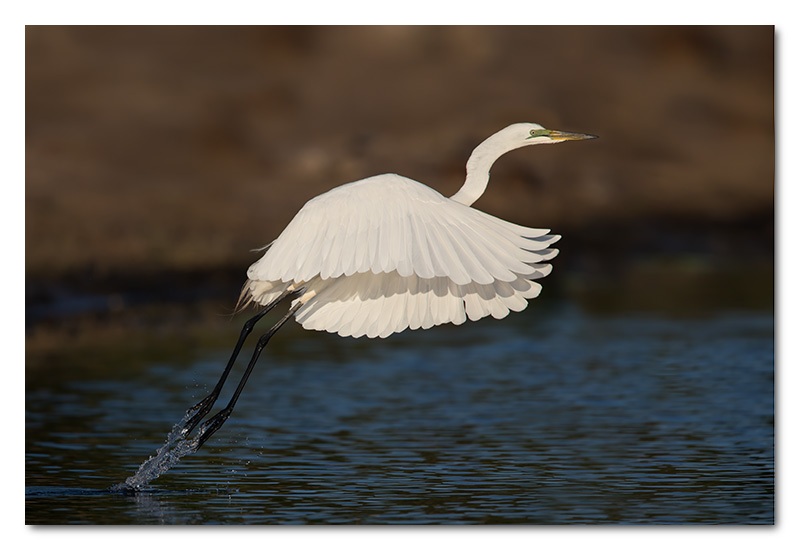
[{"xmin": 26, "ymin": 307, "xmax": 773, "ymax": 524}]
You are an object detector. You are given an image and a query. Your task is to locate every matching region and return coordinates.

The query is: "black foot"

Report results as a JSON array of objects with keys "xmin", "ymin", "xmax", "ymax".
[
  {"xmin": 182, "ymin": 393, "xmax": 219, "ymax": 436},
  {"xmin": 195, "ymin": 408, "xmax": 232, "ymax": 450}
]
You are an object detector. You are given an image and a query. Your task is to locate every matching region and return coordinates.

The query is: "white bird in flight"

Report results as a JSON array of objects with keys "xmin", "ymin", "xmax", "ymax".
[{"xmin": 120, "ymin": 122, "xmax": 597, "ymax": 480}]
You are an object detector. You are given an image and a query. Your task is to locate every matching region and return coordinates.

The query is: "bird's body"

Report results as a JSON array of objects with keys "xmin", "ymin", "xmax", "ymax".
[
  {"xmin": 240, "ymin": 122, "xmax": 595, "ymax": 338},
  {"xmin": 242, "ymin": 173, "xmax": 557, "ymax": 338}
]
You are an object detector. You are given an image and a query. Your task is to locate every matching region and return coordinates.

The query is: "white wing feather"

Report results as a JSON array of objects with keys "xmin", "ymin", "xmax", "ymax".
[
  {"xmin": 289, "ymin": 271, "xmax": 543, "ymax": 338},
  {"xmin": 247, "ymin": 174, "xmax": 555, "ymax": 285},
  {"xmin": 243, "ymin": 173, "xmax": 558, "ymax": 338}
]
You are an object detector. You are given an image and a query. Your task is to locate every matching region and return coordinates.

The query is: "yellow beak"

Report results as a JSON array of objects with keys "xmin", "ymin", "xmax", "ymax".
[{"xmin": 544, "ymin": 130, "xmax": 598, "ymax": 141}]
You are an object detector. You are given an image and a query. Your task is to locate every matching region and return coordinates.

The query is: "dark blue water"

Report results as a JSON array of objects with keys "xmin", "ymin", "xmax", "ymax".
[{"xmin": 26, "ymin": 303, "xmax": 774, "ymax": 524}]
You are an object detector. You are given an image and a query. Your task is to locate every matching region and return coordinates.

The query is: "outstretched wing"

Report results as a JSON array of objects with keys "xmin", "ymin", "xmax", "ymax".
[
  {"xmin": 241, "ymin": 173, "xmax": 560, "ymax": 338},
  {"xmin": 246, "ymin": 173, "xmax": 559, "ymax": 287}
]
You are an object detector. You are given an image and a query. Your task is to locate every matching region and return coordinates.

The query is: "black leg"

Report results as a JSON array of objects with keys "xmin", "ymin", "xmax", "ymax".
[
  {"xmin": 194, "ymin": 301, "xmax": 302, "ymax": 450},
  {"xmin": 181, "ymin": 289, "xmax": 293, "ymax": 436}
]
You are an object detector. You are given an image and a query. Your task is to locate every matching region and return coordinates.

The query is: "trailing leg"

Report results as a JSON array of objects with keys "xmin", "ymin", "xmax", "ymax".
[
  {"xmin": 194, "ymin": 301, "xmax": 302, "ymax": 449},
  {"xmin": 181, "ymin": 289, "xmax": 293, "ymax": 436}
]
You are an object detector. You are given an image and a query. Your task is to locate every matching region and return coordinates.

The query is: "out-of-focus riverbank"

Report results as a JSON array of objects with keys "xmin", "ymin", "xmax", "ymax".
[{"xmin": 26, "ymin": 26, "xmax": 774, "ymax": 364}]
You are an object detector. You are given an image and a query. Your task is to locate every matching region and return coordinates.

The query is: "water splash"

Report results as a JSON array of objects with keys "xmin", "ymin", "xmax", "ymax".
[{"xmin": 111, "ymin": 410, "xmax": 206, "ymax": 492}]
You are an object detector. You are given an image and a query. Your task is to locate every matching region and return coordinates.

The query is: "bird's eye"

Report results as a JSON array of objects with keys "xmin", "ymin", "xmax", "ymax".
[{"xmin": 527, "ymin": 129, "xmax": 547, "ymax": 139}]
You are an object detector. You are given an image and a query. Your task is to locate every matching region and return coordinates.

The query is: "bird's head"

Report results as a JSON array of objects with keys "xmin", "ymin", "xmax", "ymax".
[
  {"xmin": 467, "ymin": 122, "xmax": 597, "ymax": 171},
  {"xmin": 467, "ymin": 122, "xmax": 597, "ymax": 166},
  {"xmin": 516, "ymin": 122, "xmax": 598, "ymax": 145}
]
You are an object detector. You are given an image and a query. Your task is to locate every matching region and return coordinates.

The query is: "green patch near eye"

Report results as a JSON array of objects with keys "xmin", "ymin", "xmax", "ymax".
[{"xmin": 527, "ymin": 129, "xmax": 551, "ymax": 139}]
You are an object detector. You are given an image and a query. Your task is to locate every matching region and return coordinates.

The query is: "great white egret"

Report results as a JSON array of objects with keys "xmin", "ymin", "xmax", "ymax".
[{"xmin": 117, "ymin": 122, "xmax": 595, "ymax": 488}]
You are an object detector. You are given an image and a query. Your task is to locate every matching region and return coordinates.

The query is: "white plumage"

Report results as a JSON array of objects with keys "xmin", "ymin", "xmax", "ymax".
[
  {"xmin": 240, "ymin": 122, "xmax": 596, "ymax": 338},
  {"xmin": 115, "ymin": 123, "xmax": 598, "ymax": 480}
]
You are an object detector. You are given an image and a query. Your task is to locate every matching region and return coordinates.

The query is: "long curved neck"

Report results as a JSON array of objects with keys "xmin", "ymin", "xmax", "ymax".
[{"xmin": 449, "ymin": 131, "xmax": 526, "ymax": 207}]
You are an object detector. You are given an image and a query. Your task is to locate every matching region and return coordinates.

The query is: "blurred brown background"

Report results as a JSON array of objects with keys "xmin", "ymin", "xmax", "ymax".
[{"xmin": 26, "ymin": 26, "xmax": 774, "ymax": 361}]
